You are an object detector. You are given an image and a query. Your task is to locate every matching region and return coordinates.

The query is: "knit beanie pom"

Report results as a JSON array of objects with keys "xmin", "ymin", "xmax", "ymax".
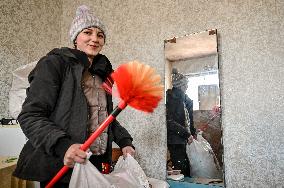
[
  {"xmin": 69, "ymin": 5, "xmax": 106, "ymax": 42},
  {"xmin": 172, "ymin": 68, "xmax": 179, "ymax": 75},
  {"xmin": 76, "ymin": 5, "xmax": 90, "ymax": 16}
]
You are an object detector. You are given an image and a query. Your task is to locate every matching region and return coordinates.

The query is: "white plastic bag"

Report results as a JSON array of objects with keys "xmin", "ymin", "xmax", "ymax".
[
  {"xmin": 112, "ymin": 153, "xmax": 150, "ymax": 188},
  {"xmin": 187, "ymin": 132, "xmax": 222, "ymax": 179},
  {"xmin": 69, "ymin": 153, "xmax": 150, "ymax": 188},
  {"xmin": 148, "ymin": 178, "xmax": 170, "ymax": 188},
  {"xmin": 9, "ymin": 61, "xmax": 37, "ymax": 118},
  {"xmin": 69, "ymin": 155, "xmax": 113, "ymax": 188}
]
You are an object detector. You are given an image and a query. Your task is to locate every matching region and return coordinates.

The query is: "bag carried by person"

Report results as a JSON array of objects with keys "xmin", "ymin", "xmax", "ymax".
[
  {"xmin": 186, "ymin": 132, "xmax": 222, "ymax": 179},
  {"xmin": 69, "ymin": 153, "xmax": 150, "ymax": 188}
]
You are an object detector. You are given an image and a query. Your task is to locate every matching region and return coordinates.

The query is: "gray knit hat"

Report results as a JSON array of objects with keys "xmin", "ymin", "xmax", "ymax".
[
  {"xmin": 69, "ymin": 5, "xmax": 106, "ymax": 42},
  {"xmin": 172, "ymin": 68, "xmax": 188, "ymax": 88}
]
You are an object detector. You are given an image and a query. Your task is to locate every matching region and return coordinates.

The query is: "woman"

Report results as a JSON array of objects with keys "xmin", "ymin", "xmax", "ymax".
[
  {"xmin": 166, "ymin": 68, "xmax": 196, "ymax": 177},
  {"xmin": 13, "ymin": 5, "xmax": 135, "ymax": 187}
]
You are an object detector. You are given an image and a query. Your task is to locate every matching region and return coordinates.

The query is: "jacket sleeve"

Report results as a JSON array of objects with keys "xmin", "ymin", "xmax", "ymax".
[
  {"xmin": 167, "ymin": 119, "xmax": 191, "ymax": 139},
  {"xmin": 184, "ymin": 94, "xmax": 196, "ymax": 136},
  {"xmin": 111, "ymin": 120, "xmax": 134, "ymax": 149},
  {"xmin": 18, "ymin": 55, "xmax": 75, "ymax": 157},
  {"xmin": 166, "ymin": 90, "xmax": 191, "ymax": 139}
]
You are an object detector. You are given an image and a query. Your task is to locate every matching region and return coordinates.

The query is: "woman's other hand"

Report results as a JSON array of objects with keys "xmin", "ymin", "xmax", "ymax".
[
  {"xmin": 121, "ymin": 146, "xmax": 135, "ymax": 157},
  {"xmin": 187, "ymin": 135, "xmax": 194, "ymax": 144},
  {"xmin": 64, "ymin": 144, "xmax": 87, "ymax": 168}
]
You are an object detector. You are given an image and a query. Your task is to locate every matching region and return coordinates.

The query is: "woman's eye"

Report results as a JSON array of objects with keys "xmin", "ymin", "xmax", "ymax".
[
  {"xmin": 84, "ymin": 31, "xmax": 91, "ymax": 35},
  {"xmin": 98, "ymin": 34, "xmax": 105, "ymax": 39}
]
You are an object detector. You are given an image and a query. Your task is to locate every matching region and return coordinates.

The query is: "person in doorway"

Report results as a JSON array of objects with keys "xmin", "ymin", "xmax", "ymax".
[
  {"xmin": 13, "ymin": 5, "xmax": 135, "ymax": 188},
  {"xmin": 166, "ymin": 68, "xmax": 196, "ymax": 177}
]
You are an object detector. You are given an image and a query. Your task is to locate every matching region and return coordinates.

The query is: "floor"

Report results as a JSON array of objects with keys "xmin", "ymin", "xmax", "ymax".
[{"xmin": 167, "ymin": 177, "xmax": 224, "ymax": 188}]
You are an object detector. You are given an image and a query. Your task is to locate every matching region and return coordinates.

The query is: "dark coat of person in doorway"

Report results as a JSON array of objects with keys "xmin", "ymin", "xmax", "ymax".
[{"xmin": 166, "ymin": 68, "xmax": 196, "ymax": 177}]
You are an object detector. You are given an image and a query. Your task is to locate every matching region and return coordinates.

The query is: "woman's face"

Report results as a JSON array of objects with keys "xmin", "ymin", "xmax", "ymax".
[
  {"xmin": 180, "ymin": 84, "xmax": 188, "ymax": 92},
  {"xmin": 75, "ymin": 27, "xmax": 105, "ymax": 62}
]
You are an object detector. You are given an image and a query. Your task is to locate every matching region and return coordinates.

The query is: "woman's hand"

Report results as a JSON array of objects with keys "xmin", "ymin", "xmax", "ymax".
[
  {"xmin": 187, "ymin": 135, "xmax": 194, "ymax": 144},
  {"xmin": 64, "ymin": 144, "xmax": 87, "ymax": 168},
  {"xmin": 121, "ymin": 146, "xmax": 135, "ymax": 157}
]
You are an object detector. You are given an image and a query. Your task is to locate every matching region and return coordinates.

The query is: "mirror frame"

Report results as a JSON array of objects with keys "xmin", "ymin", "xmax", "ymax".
[{"xmin": 164, "ymin": 29, "xmax": 224, "ymax": 185}]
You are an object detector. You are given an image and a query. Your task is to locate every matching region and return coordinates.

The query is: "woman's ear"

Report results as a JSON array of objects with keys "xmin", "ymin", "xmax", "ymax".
[{"xmin": 73, "ymin": 40, "xmax": 77, "ymax": 48}]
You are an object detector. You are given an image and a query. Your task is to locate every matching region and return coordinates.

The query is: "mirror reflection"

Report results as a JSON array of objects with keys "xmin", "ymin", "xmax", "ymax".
[{"xmin": 165, "ymin": 29, "xmax": 223, "ymax": 184}]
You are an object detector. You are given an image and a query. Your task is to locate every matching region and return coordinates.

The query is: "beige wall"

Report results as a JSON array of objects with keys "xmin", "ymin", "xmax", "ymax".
[
  {"xmin": 0, "ymin": 0, "xmax": 62, "ymax": 117},
  {"xmin": 61, "ymin": 1, "xmax": 284, "ymax": 187},
  {"xmin": 1, "ymin": 0, "xmax": 283, "ymax": 187}
]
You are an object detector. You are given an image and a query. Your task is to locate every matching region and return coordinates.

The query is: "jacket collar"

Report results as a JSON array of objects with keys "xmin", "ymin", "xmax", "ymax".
[
  {"xmin": 172, "ymin": 87, "xmax": 185, "ymax": 98},
  {"xmin": 48, "ymin": 47, "xmax": 90, "ymax": 68}
]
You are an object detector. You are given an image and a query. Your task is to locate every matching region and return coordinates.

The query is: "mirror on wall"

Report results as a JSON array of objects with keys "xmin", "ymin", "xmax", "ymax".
[{"xmin": 164, "ymin": 29, "xmax": 224, "ymax": 185}]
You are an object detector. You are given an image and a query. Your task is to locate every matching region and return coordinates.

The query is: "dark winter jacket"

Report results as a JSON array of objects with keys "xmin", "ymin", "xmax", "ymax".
[
  {"xmin": 13, "ymin": 47, "xmax": 134, "ymax": 183},
  {"xmin": 166, "ymin": 87, "xmax": 196, "ymax": 145}
]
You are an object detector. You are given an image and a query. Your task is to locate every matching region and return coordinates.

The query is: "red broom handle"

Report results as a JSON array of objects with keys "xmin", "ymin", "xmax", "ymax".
[{"xmin": 46, "ymin": 100, "xmax": 127, "ymax": 188}]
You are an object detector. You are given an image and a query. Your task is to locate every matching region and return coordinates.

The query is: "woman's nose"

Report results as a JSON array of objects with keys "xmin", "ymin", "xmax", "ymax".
[{"xmin": 90, "ymin": 34, "xmax": 98, "ymax": 42}]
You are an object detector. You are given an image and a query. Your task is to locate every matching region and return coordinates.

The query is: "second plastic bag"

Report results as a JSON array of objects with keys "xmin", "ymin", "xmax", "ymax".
[
  {"xmin": 9, "ymin": 61, "xmax": 37, "ymax": 119},
  {"xmin": 69, "ymin": 153, "xmax": 150, "ymax": 188},
  {"xmin": 186, "ymin": 132, "xmax": 222, "ymax": 179}
]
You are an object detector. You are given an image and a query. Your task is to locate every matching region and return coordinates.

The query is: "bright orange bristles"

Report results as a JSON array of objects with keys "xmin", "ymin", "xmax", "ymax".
[{"xmin": 111, "ymin": 61, "xmax": 163, "ymax": 112}]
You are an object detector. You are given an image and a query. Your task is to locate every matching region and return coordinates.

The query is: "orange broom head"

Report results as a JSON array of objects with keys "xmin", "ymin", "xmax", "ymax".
[{"xmin": 111, "ymin": 61, "xmax": 163, "ymax": 113}]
